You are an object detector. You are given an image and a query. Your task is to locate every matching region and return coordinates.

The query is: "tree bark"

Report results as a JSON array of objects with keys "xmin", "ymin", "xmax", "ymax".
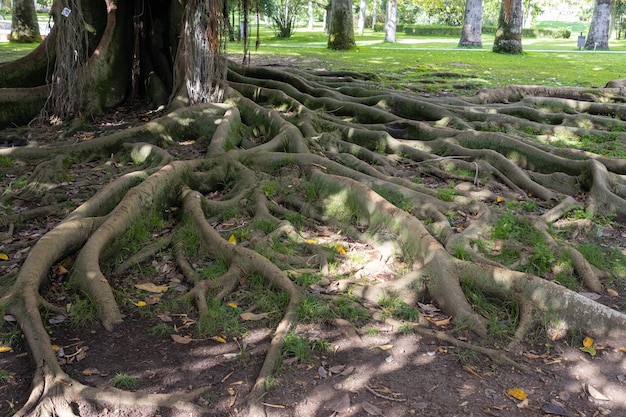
[
  {"xmin": 384, "ymin": 0, "xmax": 396, "ymax": 43},
  {"xmin": 585, "ymin": 0, "xmax": 612, "ymax": 50},
  {"xmin": 492, "ymin": 0, "xmax": 523, "ymax": 54},
  {"xmin": 10, "ymin": 0, "xmax": 41, "ymax": 43},
  {"xmin": 459, "ymin": 0, "xmax": 483, "ymax": 47},
  {"xmin": 357, "ymin": 0, "xmax": 366, "ymax": 35},
  {"xmin": 327, "ymin": 0, "xmax": 355, "ymax": 50}
]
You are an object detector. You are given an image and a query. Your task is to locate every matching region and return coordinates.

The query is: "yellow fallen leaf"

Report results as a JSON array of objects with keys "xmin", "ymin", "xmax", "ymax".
[
  {"xmin": 57, "ymin": 265, "xmax": 69, "ymax": 274},
  {"xmin": 607, "ymin": 288, "xmax": 619, "ymax": 297},
  {"xmin": 135, "ymin": 301, "xmax": 147, "ymax": 307},
  {"xmin": 228, "ymin": 234, "xmax": 237, "ymax": 245},
  {"xmin": 371, "ymin": 344, "xmax": 393, "ymax": 351},
  {"xmin": 135, "ymin": 282, "xmax": 169, "ymax": 293},
  {"xmin": 620, "ymin": 347, "xmax": 626, "ymax": 353},
  {"xmin": 0, "ymin": 346, "xmax": 12, "ymax": 352},
  {"xmin": 0, "ymin": 253, "xmax": 8, "ymax": 261},
  {"xmin": 51, "ymin": 344, "xmax": 61, "ymax": 352},
  {"xmin": 506, "ymin": 387, "xmax": 527, "ymax": 401},
  {"xmin": 227, "ymin": 302, "xmax": 238, "ymax": 308},
  {"xmin": 211, "ymin": 336, "xmax": 227, "ymax": 343},
  {"xmin": 334, "ymin": 244, "xmax": 346, "ymax": 255},
  {"xmin": 240, "ymin": 312, "xmax": 270, "ymax": 321},
  {"xmin": 582, "ymin": 336, "xmax": 594, "ymax": 347},
  {"xmin": 171, "ymin": 334, "xmax": 193, "ymax": 344},
  {"xmin": 496, "ymin": 196, "xmax": 504, "ymax": 203},
  {"xmin": 303, "ymin": 239, "xmax": 317, "ymax": 244}
]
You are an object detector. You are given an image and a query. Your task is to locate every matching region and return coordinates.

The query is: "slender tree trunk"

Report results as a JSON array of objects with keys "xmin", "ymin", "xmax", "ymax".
[
  {"xmin": 384, "ymin": 0, "xmax": 396, "ymax": 43},
  {"xmin": 308, "ymin": 1, "xmax": 314, "ymax": 30},
  {"xmin": 371, "ymin": 0, "xmax": 377, "ymax": 29},
  {"xmin": 357, "ymin": 0, "xmax": 366, "ymax": 35},
  {"xmin": 10, "ymin": 0, "xmax": 41, "ymax": 43},
  {"xmin": 492, "ymin": 0, "xmax": 523, "ymax": 54},
  {"xmin": 459, "ymin": 0, "xmax": 483, "ymax": 47},
  {"xmin": 585, "ymin": 0, "xmax": 612, "ymax": 50},
  {"xmin": 327, "ymin": 0, "xmax": 355, "ymax": 50}
]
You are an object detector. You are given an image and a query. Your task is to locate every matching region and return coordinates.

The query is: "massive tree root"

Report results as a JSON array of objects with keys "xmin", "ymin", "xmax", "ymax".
[{"xmin": 1, "ymin": 62, "xmax": 626, "ymax": 416}]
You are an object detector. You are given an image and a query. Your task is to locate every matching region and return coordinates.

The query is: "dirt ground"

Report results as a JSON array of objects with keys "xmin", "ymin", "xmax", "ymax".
[{"xmin": 1, "ymin": 60, "xmax": 626, "ymax": 417}]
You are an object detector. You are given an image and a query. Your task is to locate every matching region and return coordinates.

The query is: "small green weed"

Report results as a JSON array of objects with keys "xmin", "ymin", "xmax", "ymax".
[
  {"xmin": 334, "ymin": 297, "xmax": 370, "ymax": 324},
  {"xmin": 372, "ymin": 185, "xmax": 413, "ymax": 210},
  {"xmin": 197, "ymin": 299, "xmax": 246, "ymax": 338},
  {"xmin": 453, "ymin": 348, "xmax": 480, "ymax": 366},
  {"xmin": 366, "ymin": 327, "xmax": 381, "ymax": 336},
  {"xmin": 253, "ymin": 219, "xmax": 277, "ymax": 234},
  {"xmin": 436, "ymin": 183, "xmax": 457, "ymax": 202},
  {"xmin": 110, "ymin": 373, "xmax": 138, "ymax": 389},
  {"xmin": 202, "ymin": 391, "xmax": 219, "ymax": 404},
  {"xmin": 452, "ymin": 245, "xmax": 473, "ymax": 261},
  {"xmin": 263, "ymin": 181, "xmax": 279, "ymax": 198},
  {"xmin": 378, "ymin": 294, "xmax": 419, "ymax": 321},
  {"xmin": 0, "ymin": 369, "xmax": 10, "ymax": 383}
]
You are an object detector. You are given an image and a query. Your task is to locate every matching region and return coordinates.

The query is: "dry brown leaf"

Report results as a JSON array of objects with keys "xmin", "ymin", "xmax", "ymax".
[
  {"xmin": 607, "ymin": 288, "xmax": 619, "ymax": 297},
  {"xmin": 171, "ymin": 334, "xmax": 193, "ymax": 344},
  {"xmin": 332, "ymin": 393, "xmax": 351, "ymax": 413},
  {"xmin": 586, "ymin": 384, "xmax": 610, "ymax": 401},
  {"xmin": 135, "ymin": 282, "xmax": 169, "ymax": 293},
  {"xmin": 82, "ymin": 368, "xmax": 100, "ymax": 376},
  {"xmin": 240, "ymin": 312, "xmax": 270, "ymax": 321},
  {"xmin": 340, "ymin": 365, "xmax": 355, "ymax": 376},
  {"xmin": 362, "ymin": 401, "xmax": 383, "ymax": 416}
]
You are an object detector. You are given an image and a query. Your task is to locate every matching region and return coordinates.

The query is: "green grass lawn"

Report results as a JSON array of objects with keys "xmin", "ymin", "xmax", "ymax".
[{"xmin": 2, "ymin": 25, "xmax": 625, "ymax": 90}]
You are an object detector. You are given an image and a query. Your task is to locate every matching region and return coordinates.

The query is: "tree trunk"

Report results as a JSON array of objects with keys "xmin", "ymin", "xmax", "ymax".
[
  {"xmin": 308, "ymin": 1, "xmax": 314, "ymax": 30},
  {"xmin": 492, "ymin": 0, "xmax": 523, "ymax": 54},
  {"xmin": 357, "ymin": 0, "xmax": 366, "ymax": 35},
  {"xmin": 585, "ymin": 0, "xmax": 612, "ymax": 50},
  {"xmin": 327, "ymin": 0, "xmax": 355, "ymax": 50},
  {"xmin": 10, "ymin": 0, "xmax": 41, "ymax": 43},
  {"xmin": 384, "ymin": 0, "xmax": 396, "ymax": 43},
  {"xmin": 459, "ymin": 0, "xmax": 483, "ymax": 47},
  {"xmin": 371, "ymin": 0, "xmax": 377, "ymax": 29}
]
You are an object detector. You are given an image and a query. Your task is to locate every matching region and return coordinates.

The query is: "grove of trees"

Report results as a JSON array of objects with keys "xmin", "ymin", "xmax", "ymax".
[{"xmin": 1, "ymin": 0, "xmax": 626, "ymax": 416}]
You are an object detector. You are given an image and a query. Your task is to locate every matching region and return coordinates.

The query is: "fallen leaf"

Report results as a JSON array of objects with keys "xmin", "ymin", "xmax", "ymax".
[
  {"xmin": 134, "ymin": 301, "xmax": 147, "ymax": 307},
  {"xmin": 579, "ymin": 292, "xmax": 601, "ymax": 300},
  {"xmin": 516, "ymin": 398, "xmax": 529, "ymax": 409},
  {"xmin": 228, "ymin": 234, "xmax": 237, "ymax": 245},
  {"xmin": 586, "ymin": 384, "xmax": 610, "ymax": 401},
  {"xmin": 580, "ymin": 346, "xmax": 596, "ymax": 356},
  {"xmin": 0, "ymin": 253, "xmax": 8, "ymax": 260},
  {"xmin": 582, "ymin": 336, "xmax": 594, "ymax": 347},
  {"xmin": 432, "ymin": 317, "xmax": 451, "ymax": 326},
  {"xmin": 332, "ymin": 393, "xmax": 350, "ymax": 413},
  {"xmin": 620, "ymin": 347, "xmax": 626, "ymax": 353},
  {"xmin": 318, "ymin": 366, "xmax": 328, "ymax": 378},
  {"xmin": 240, "ymin": 312, "xmax": 270, "ymax": 321},
  {"xmin": 144, "ymin": 295, "xmax": 160, "ymax": 305},
  {"xmin": 334, "ymin": 244, "xmax": 346, "ymax": 255},
  {"xmin": 158, "ymin": 314, "xmax": 173, "ymax": 322},
  {"xmin": 506, "ymin": 387, "xmax": 527, "ymax": 401},
  {"xmin": 362, "ymin": 401, "xmax": 383, "ymax": 415},
  {"xmin": 339, "ymin": 365, "xmax": 355, "ymax": 376},
  {"xmin": 82, "ymin": 368, "xmax": 101, "ymax": 376},
  {"xmin": 607, "ymin": 288, "xmax": 619, "ymax": 297},
  {"xmin": 496, "ymin": 196, "xmax": 504, "ymax": 203},
  {"xmin": 227, "ymin": 302, "xmax": 238, "ymax": 308},
  {"xmin": 541, "ymin": 402, "xmax": 569, "ymax": 416},
  {"xmin": 57, "ymin": 265, "xmax": 69, "ymax": 274},
  {"xmin": 329, "ymin": 364, "xmax": 345, "ymax": 374},
  {"xmin": 303, "ymin": 239, "xmax": 317, "ymax": 244},
  {"xmin": 0, "ymin": 346, "xmax": 12, "ymax": 352},
  {"xmin": 171, "ymin": 334, "xmax": 193, "ymax": 344},
  {"xmin": 211, "ymin": 336, "xmax": 227, "ymax": 343},
  {"xmin": 51, "ymin": 344, "xmax": 61, "ymax": 352},
  {"xmin": 135, "ymin": 282, "xmax": 169, "ymax": 293},
  {"xmin": 371, "ymin": 344, "xmax": 393, "ymax": 351}
]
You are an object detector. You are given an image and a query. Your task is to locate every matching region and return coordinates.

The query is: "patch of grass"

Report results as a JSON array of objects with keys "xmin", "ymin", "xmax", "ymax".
[
  {"xmin": 461, "ymin": 275, "xmax": 519, "ymax": 343},
  {"xmin": 263, "ymin": 181, "xmax": 279, "ymax": 198},
  {"xmin": 293, "ymin": 272, "xmax": 320, "ymax": 286},
  {"xmin": 0, "ymin": 369, "xmax": 10, "ymax": 383},
  {"xmin": 452, "ymin": 244, "xmax": 473, "ymax": 261},
  {"xmin": 378, "ymin": 294, "xmax": 419, "ymax": 322},
  {"xmin": 69, "ymin": 294, "xmax": 98, "ymax": 328},
  {"xmin": 372, "ymin": 184, "xmax": 413, "ymax": 210},
  {"xmin": 150, "ymin": 323, "xmax": 174, "ymax": 337},
  {"xmin": 453, "ymin": 348, "xmax": 481, "ymax": 366},
  {"xmin": 398, "ymin": 323, "xmax": 415, "ymax": 334},
  {"xmin": 253, "ymin": 219, "xmax": 277, "ymax": 234},
  {"xmin": 110, "ymin": 373, "xmax": 138, "ymax": 390},
  {"xmin": 0, "ymin": 156, "xmax": 13, "ymax": 167},
  {"xmin": 526, "ymin": 242, "xmax": 555, "ymax": 275},
  {"xmin": 554, "ymin": 271, "xmax": 582, "ymax": 291},
  {"xmin": 436, "ymin": 183, "xmax": 457, "ymax": 202},
  {"xmin": 282, "ymin": 331, "xmax": 312, "ymax": 362},
  {"xmin": 202, "ymin": 391, "xmax": 219, "ymax": 404},
  {"xmin": 297, "ymin": 295, "xmax": 332, "ymax": 322},
  {"xmin": 334, "ymin": 297, "xmax": 370, "ymax": 324},
  {"xmin": 196, "ymin": 299, "xmax": 246, "ymax": 338},
  {"xmin": 200, "ymin": 258, "xmax": 229, "ymax": 279},
  {"xmin": 107, "ymin": 209, "xmax": 165, "ymax": 264},
  {"xmin": 578, "ymin": 241, "xmax": 626, "ymax": 278}
]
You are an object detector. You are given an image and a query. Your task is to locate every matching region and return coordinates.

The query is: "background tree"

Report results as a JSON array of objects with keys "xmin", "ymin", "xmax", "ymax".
[
  {"xmin": 263, "ymin": 0, "xmax": 307, "ymax": 38},
  {"xmin": 327, "ymin": 0, "xmax": 355, "ymax": 49},
  {"xmin": 357, "ymin": 0, "xmax": 367, "ymax": 35},
  {"xmin": 493, "ymin": 0, "xmax": 524, "ymax": 53},
  {"xmin": 10, "ymin": 0, "xmax": 41, "ymax": 43},
  {"xmin": 459, "ymin": 0, "xmax": 483, "ymax": 47},
  {"xmin": 385, "ymin": 0, "xmax": 397, "ymax": 42},
  {"xmin": 585, "ymin": 0, "xmax": 612, "ymax": 49}
]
